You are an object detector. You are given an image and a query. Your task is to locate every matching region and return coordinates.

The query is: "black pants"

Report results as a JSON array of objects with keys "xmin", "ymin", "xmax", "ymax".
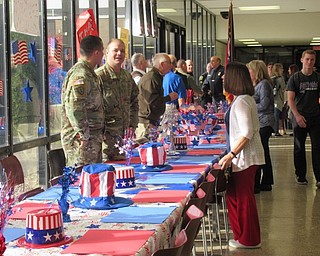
[
  {"xmin": 292, "ymin": 114, "xmax": 320, "ymax": 181},
  {"xmin": 255, "ymin": 126, "xmax": 274, "ymax": 187}
]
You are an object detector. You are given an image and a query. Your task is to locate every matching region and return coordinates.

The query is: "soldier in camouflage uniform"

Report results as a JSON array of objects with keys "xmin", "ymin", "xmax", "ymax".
[
  {"xmin": 95, "ymin": 38, "xmax": 139, "ymax": 161},
  {"xmin": 61, "ymin": 35, "xmax": 105, "ymax": 166}
]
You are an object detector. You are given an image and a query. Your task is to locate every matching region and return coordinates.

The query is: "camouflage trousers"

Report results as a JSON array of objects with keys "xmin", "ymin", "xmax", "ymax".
[{"xmin": 63, "ymin": 134, "xmax": 103, "ymax": 166}]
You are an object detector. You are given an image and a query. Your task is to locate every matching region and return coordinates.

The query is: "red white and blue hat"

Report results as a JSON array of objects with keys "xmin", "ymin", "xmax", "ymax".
[
  {"xmin": 137, "ymin": 142, "xmax": 172, "ymax": 172},
  {"xmin": 17, "ymin": 208, "xmax": 73, "ymax": 249},
  {"xmin": 72, "ymin": 163, "xmax": 132, "ymax": 210}
]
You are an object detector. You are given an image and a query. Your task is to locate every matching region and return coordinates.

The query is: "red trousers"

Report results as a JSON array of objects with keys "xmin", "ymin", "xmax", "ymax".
[{"xmin": 226, "ymin": 165, "xmax": 261, "ymax": 246}]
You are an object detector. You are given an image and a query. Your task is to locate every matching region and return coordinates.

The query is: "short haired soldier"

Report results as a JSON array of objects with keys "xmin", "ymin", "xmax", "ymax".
[{"xmin": 61, "ymin": 35, "xmax": 105, "ymax": 166}]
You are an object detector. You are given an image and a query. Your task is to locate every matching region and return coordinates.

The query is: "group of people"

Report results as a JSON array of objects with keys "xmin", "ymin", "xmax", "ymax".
[
  {"xmin": 60, "ymin": 35, "xmax": 320, "ymax": 251},
  {"xmin": 61, "ymin": 36, "xmax": 139, "ymax": 166},
  {"xmin": 60, "ymin": 35, "xmax": 205, "ymax": 166},
  {"xmin": 219, "ymin": 49, "xmax": 320, "ymax": 249}
]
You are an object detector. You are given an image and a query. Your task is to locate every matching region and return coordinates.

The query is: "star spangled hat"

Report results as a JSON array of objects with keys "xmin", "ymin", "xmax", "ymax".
[
  {"xmin": 72, "ymin": 163, "xmax": 132, "ymax": 210},
  {"xmin": 137, "ymin": 142, "xmax": 172, "ymax": 172},
  {"xmin": 17, "ymin": 208, "xmax": 73, "ymax": 249}
]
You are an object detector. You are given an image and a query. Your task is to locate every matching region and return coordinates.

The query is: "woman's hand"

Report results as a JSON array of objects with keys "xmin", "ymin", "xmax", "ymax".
[{"xmin": 218, "ymin": 153, "xmax": 233, "ymax": 170}]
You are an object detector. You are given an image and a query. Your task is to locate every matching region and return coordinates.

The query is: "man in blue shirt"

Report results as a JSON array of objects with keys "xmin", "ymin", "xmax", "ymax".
[{"xmin": 163, "ymin": 54, "xmax": 186, "ymax": 108}]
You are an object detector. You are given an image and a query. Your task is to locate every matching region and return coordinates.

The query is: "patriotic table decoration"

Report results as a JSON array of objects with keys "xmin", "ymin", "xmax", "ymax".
[{"xmin": 72, "ymin": 164, "xmax": 132, "ymax": 210}]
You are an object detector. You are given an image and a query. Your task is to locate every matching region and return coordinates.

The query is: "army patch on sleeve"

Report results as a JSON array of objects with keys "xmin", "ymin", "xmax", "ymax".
[{"xmin": 73, "ymin": 79, "xmax": 86, "ymax": 98}]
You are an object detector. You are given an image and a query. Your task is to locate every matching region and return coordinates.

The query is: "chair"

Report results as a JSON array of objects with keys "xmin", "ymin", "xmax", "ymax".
[
  {"xmin": 194, "ymin": 172, "xmax": 216, "ymax": 256},
  {"xmin": 47, "ymin": 148, "xmax": 66, "ymax": 179},
  {"xmin": 0, "ymin": 155, "xmax": 44, "ymax": 201},
  {"xmin": 151, "ymin": 229, "xmax": 188, "ymax": 256},
  {"xmin": 207, "ymin": 168, "xmax": 229, "ymax": 254},
  {"xmin": 180, "ymin": 204, "xmax": 204, "ymax": 256}
]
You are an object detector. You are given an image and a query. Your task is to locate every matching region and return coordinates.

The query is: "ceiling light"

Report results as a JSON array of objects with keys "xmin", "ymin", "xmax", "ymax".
[
  {"xmin": 313, "ymin": 37, "xmax": 320, "ymax": 40},
  {"xmin": 157, "ymin": 8, "xmax": 176, "ymax": 13},
  {"xmin": 310, "ymin": 43, "xmax": 320, "ymax": 46},
  {"xmin": 242, "ymin": 41, "xmax": 260, "ymax": 44},
  {"xmin": 238, "ymin": 39, "xmax": 256, "ymax": 42},
  {"xmin": 239, "ymin": 6, "xmax": 280, "ymax": 11},
  {"xmin": 247, "ymin": 44, "xmax": 262, "ymax": 47}
]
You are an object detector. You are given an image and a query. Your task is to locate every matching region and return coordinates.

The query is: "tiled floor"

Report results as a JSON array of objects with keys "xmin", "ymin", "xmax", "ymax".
[{"xmin": 196, "ymin": 134, "xmax": 320, "ymax": 256}]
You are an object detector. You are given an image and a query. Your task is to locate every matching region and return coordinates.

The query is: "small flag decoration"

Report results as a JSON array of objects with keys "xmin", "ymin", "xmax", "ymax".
[
  {"xmin": 11, "ymin": 40, "xmax": 29, "ymax": 65},
  {"xmin": 48, "ymin": 37, "xmax": 62, "ymax": 63},
  {"xmin": 0, "ymin": 80, "xmax": 3, "ymax": 97}
]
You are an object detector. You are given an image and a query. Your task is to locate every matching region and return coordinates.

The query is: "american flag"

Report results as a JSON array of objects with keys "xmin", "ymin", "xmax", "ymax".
[
  {"xmin": 12, "ymin": 40, "xmax": 29, "ymax": 65},
  {"xmin": 225, "ymin": 2, "xmax": 235, "ymax": 65},
  {"xmin": 48, "ymin": 37, "xmax": 62, "ymax": 63},
  {"xmin": 0, "ymin": 80, "xmax": 3, "ymax": 96}
]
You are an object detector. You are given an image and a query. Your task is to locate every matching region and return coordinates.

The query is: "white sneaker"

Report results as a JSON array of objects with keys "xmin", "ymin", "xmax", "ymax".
[{"xmin": 228, "ymin": 239, "xmax": 261, "ymax": 249}]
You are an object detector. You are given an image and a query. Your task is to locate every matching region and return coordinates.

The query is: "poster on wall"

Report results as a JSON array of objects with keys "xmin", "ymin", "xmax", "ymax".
[
  {"xmin": 119, "ymin": 28, "xmax": 129, "ymax": 59},
  {"xmin": 76, "ymin": 9, "xmax": 99, "ymax": 58}
]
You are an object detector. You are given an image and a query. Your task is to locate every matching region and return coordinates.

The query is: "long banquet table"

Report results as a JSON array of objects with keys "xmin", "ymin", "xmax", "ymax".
[{"xmin": 4, "ymin": 134, "xmax": 226, "ymax": 256}]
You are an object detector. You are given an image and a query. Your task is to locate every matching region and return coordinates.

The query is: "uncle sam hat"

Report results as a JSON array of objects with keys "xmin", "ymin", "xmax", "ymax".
[{"xmin": 72, "ymin": 163, "xmax": 132, "ymax": 210}]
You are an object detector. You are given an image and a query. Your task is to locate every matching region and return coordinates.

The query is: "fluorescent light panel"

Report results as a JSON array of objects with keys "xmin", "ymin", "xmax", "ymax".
[
  {"xmin": 238, "ymin": 39, "xmax": 255, "ymax": 42},
  {"xmin": 239, "ymin": 6, "xmax": 280, "ymax": 11},
  {"xmin": 157, "ymin": 8, "xmax": 176, "ymax": 13},
  {"xmin": 242, "ymin": 41, "xmax": 260, "ymax": 44},
  {"xmin": 247, "ymin": 44, "xmax": 262, "ymax": 47},
  {"xmin": 310, "ymin": 43, "xmax": 320, "ymax": 46}
]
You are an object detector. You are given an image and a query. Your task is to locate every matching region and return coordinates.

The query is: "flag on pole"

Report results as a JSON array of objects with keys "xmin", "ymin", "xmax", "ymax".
[
  {"xmin": 225, "ymin": 1, "xmax": 235, "ymax": 65},
  {"xmin": 12, "ymin": 40, "xmax": 29, "ymax": 65},
  {"xmin": 224, "ymin": 2, "xmax": 235, "ymax": 104}
]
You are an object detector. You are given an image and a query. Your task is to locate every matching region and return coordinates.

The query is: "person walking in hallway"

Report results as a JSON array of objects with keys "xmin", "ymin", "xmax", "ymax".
[{"xmin": 287, "ymin": 49, "xmax": 320, "ymax": 187}]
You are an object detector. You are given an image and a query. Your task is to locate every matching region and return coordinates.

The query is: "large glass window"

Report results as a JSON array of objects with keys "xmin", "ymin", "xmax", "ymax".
[
  {"xmin": 47, "ymin": 0, "xmax": 74, "ymax": 135},
  {"xmin": 98, "ymin": 0, "xmax": 110, "ymax": 45},
  {"xmin": 15, "ymin": 146, "xmax": 47, "ymax": 190},
  {"xmin": 10, "ymin": 0, "xmax": 45, "ymax": 143},
  {"xmin": 0, "ymin": 1, "xmax": 8, "ymax": 146}
]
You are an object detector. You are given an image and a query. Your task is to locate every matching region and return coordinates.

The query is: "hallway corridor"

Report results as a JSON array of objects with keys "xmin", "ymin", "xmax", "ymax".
[{"xmin": 224, "ymin": 134, "xmax": 320, "ymax": 256}]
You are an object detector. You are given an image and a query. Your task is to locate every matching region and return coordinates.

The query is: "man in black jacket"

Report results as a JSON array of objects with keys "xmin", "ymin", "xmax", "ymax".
[{"xmin": 202, "ymin": 56, "xmax": 225, "ymax": 108}]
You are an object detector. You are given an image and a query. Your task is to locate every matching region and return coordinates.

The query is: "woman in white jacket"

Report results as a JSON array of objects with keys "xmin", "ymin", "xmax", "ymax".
[{"xmin": 219, "ymin": 62, "xmax": 265, "ymax": 249}]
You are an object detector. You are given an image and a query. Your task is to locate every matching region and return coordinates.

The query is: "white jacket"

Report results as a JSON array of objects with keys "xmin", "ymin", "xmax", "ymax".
[{"xmin": 230, "ymin": 95, "xmax": 265, "ymax": 172}]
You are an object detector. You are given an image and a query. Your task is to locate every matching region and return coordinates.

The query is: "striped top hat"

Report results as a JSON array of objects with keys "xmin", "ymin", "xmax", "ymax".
[
  {"xmin": 72, "ymin": 163, "xmax": 132, "ymax": 210},
  {"xmin": 17, "ymin": 208, "xmax": 73, "ymax": 248}
]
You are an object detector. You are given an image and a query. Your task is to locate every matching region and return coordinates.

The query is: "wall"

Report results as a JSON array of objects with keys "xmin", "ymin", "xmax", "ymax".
[{"xmin": 216, "ymin": 12, "xmax": 320, "ymax": 46}]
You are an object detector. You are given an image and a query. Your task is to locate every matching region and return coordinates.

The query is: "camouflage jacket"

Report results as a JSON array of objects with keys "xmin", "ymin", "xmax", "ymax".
[
  {"xmin": 95, "ymin": 63, "xmax": 139, "ymax": 135},
  {"xmin": 61, "ymin": 60, "xmax": 104, "ymax": 144}
]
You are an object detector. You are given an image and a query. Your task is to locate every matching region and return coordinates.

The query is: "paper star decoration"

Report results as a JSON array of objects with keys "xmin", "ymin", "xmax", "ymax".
[
  {"xmin": 29, "ymin": 40, "xmax": 37, "ymax": 63},
  {"xmin": 22, "ymin": 79, "xmax": 33, "ymax": 102},
  {"xmin": 191, "ymin": 137, "xmax": 199, "ymax": 146}
]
